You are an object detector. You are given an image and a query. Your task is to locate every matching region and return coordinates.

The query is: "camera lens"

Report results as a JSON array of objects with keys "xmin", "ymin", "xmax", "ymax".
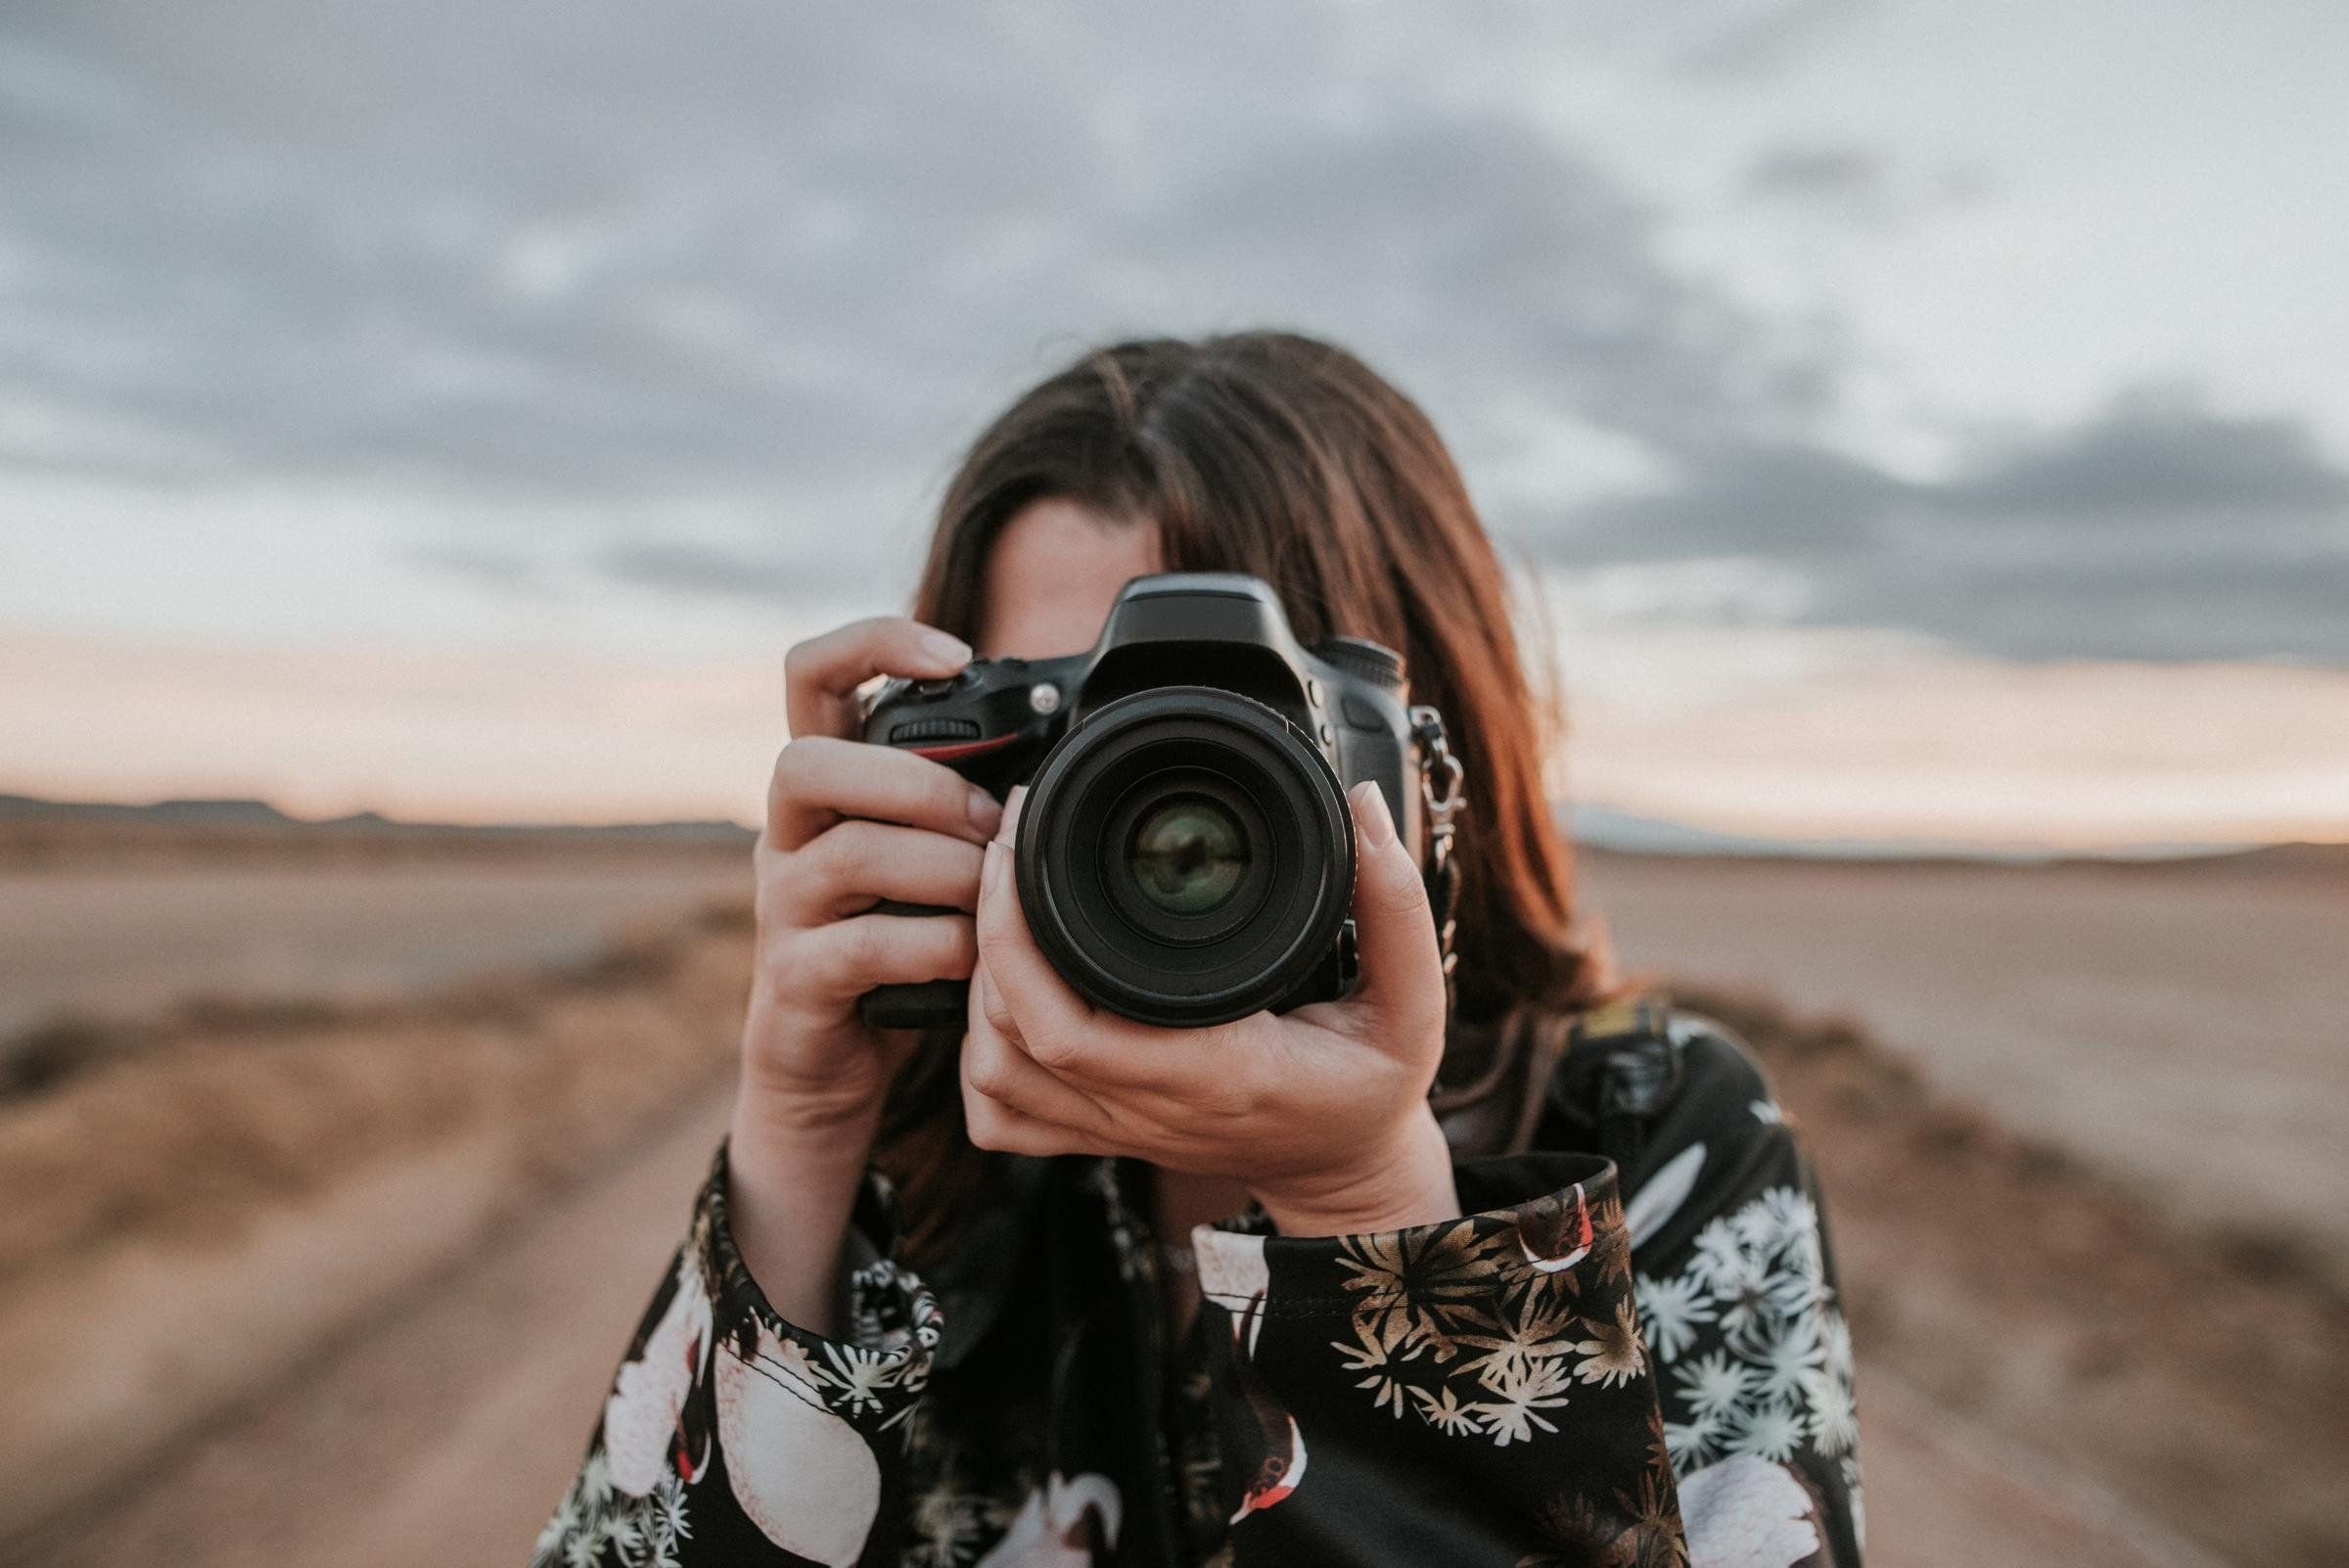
[
  {"xmin": 1013, "ymin": 686, "xmax": 1355, "ymax": 1027},
  {"xmin": 1127, "ymin": 795, "xmax": 1248, "ymax": 916}
]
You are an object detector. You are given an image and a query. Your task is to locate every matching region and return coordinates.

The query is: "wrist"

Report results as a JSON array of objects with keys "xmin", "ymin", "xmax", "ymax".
[
  {"xmin": 730, "ymin": 1086, "xmax": 881, "ymax": 1179},
  {"xmin": 1252, "ymin": 1106, "xmax": 1459, "ymax": 1238}
]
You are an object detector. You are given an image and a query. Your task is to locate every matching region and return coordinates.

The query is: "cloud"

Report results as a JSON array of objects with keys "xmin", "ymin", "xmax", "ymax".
[
  {"xmin": 2, "ymin": 3, "xmax": 2341, "ymax": 669},
  {"xmin": 0, "ymin": 5, "xmax": 1819, "ymax": 512},
  {"xmin": 1745, "ymin": 144, "xmax": 1886, "ymax": 201},
  {"xmin": 1941, "ymin": 391, "xmax": 2349, "ymax": 516},
  {"xmin": 1543, "ymin": 392, "xmax": 2349, "ymax": 661},
  {"xmin": 403, "ymin": 543, "xmax": 553, "ymax": 598},
  {"xmin": 597, "ymin": 541, "xmax": 801, "ymax": 603}
]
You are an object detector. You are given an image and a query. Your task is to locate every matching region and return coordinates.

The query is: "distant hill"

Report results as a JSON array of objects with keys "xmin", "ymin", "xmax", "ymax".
[
  {"xmin": 3, "ymin": 792, "xmax": 2334, "ymax": 870},
  {"xmin": 1563, "ymin": 804, "xmax": 2341, "ymax": 869},
  {"xmin": 0, "ymin": 794, "xmax": 754, "ymax": 844}
]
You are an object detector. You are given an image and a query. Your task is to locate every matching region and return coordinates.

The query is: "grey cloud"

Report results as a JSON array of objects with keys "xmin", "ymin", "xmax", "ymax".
[
  {"xmin": 1562, "ymin": 442, "xmax": 1902, "ymax": 557},
  {"xmin": 403, "ymin": 543, "xmax": 553, "ymax": 597},
  {"xmin": 0, "ymin": 4, "xmax": 1815, "ymax": 517},
  {"xmin": 1545, "ymin": 393, "xmax": 2349, "ymax": 661},
  {"xmin": 597, "ymin": 541, "xmax": 801, "ymax": 602},
  {"xmin": 1745, "ymin": 145, "xmax": 1886, "ymax": 201},
  {"xmin": 4, "ymin": 3, "xmax": 2342, "ymax": 667},
  {"xmin": 1941, "ymin": 393, "xmax": 2349, "ymax": 517}
]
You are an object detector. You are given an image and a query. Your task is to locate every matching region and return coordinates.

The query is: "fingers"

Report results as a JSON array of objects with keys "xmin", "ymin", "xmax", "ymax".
[
  {"xmin": 960, "ymin": 1082, "xmax": 1102, "ymax": 1157},
  {"xmin": 791, "ymin": 909, "xmax": 976, "ymax": 1000},
  {"xmin": 963, "ymin": 966, "xmax": 1116, "ymax": 1133},
  {"xmin": 973, "ymin": 836, "xmax": 1100, "ymax": 1062},
  {"xmin": 1335, "ymin": 780, "xmax": 1448, "ymax": 1049},
  {"xmin": 977, "ymin": 828, "xmax": 1229, "ymax": 1097},
  {"xmin": 782, "ymin": 820, "xmax": 987, "ymax": 922},
  {"xmin": 766, "ymin": 734, "xmax": 1002, "ymax": 853},
  {"xmin": 784, "ymin": 616, "xmax": 971, "ymax": 740}
]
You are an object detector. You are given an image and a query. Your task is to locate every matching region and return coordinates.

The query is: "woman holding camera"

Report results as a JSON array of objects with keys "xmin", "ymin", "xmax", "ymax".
[{"xmin": 535, "ymin": 333, "xmax": 1863, "ymax": 1568}]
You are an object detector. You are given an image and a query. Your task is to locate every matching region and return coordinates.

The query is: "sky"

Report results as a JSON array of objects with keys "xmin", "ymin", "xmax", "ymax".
[{"xmin": 3, "ymin": 1, "xmax": 2345, "ymax": 846}]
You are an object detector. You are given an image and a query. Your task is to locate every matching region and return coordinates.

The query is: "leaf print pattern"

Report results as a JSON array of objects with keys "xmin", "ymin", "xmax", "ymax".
[
  {"xmin": 1326, "ymin": 1180, "xmax": 1655, "ymax": 1450},
  {"xmin": 538, "ymin": 1009, "xmax": 1863, "ymax": 1566}
]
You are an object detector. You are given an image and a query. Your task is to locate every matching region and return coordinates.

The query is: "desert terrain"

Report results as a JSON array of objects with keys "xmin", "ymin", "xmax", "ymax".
[{"xmin": 0, "ymin": 825, "xmax": 2342, "ymax": 1567}]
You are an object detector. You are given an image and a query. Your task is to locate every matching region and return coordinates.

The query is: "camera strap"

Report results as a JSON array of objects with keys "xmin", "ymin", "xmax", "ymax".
[{"xmin": 1408, "ymin": 705, "xmax": 1466, "ymax": 1015}]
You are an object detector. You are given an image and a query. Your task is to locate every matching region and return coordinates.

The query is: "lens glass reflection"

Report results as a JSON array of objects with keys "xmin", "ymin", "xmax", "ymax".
[{"xmin": 1125, "ymin": 794, "xmax": 1248, "ymax": 916}]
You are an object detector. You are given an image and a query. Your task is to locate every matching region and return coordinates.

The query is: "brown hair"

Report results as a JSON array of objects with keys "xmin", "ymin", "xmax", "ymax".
[{"xmin": 878, "ymin": 331, "xmax": 1619, "ymax": 1247}]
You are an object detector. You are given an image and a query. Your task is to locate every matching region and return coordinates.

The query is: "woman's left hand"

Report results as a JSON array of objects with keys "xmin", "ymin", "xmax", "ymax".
[{"xmin": 962, "ymin": 778, "xmax": 1461, "ymax": 1237}]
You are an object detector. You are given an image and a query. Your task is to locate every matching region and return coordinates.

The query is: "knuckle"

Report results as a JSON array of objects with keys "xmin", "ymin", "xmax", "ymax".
[
  {"xmin": 980, "ymin": 980, "xmax": 1018, "ymax": 1038},
  {"xmin": 771, "ymin": 738, "xmax": 817, "ymax": 795},
  {"xmin": 835, "ymin": 918, "xmax": 888, "ymax": 982},
  {"xmin": 935, "ymin": 916, "xmax": 979, "ymax": 978},
  {"xmin": 1025, "ymin": 1029, "xmax": 1081, "ymax": 1072},
  {"xmin": 964, "ymin": 1048, "xmax": 1013, "ymax": 1102}
]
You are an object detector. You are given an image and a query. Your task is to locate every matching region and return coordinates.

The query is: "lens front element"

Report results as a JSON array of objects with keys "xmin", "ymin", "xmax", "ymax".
[
  {"xmin": 1014, "ymin": 685, "xmax": 1355, "ymax": 1026},
  {"xmin": 1127, "ymin": 795, "xmax": 1248, "ymax": 916}
]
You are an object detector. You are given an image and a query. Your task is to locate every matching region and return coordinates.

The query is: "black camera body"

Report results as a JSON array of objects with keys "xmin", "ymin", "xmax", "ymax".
[{"xmin": 857, "ymin": 573, "xmax": 1432, "ymax": 1031}]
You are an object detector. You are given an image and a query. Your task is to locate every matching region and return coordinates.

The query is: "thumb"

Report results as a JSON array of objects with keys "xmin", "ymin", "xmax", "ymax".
[{"xmin": 1338, "ymin": 780, "xmax": 1447, "ymax": 1049}]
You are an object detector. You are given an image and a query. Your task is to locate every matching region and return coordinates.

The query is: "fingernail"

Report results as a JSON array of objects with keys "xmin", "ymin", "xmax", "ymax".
[
  {"xmin": 1351, "ymin": 780, "xmax": 1395, "ymax": 851},
  {"xmin": 981, "ymin": 839, "xmax": 1005, "ymax": 900},
  {"xmin": 968, "ymin": 787, "xmax": 1002, "ymax": 837},
  {"xmin": 920, "ymin": 628, "xmax": 973, "ymax": 668},
  {"xmin": 1000, "ymin": 783, "xmax": 1028, "ymax": 844}
]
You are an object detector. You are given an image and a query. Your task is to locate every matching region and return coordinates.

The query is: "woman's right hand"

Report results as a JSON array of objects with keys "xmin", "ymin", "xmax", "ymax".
[
  {"xmin": 724, "ymin": 615, "xmax": 999, "ymax": 1328},
  {"xmin": 738, "ymin": 615, "xmax": 1003, "ymax": 1141}
]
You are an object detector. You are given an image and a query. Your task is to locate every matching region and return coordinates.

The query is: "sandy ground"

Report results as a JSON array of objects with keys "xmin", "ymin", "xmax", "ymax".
[
  {"xmin": 9, "ymin": 1035, "xmax": 2266, "ymax": 1568},
  {"xmin": 5, "ymin": 842, "xmax": 2344, "ymax": 1565},
  {"xmin": 1579, "ymin": 849, "xmax": 2349, "ymax": 1288},
  {"xmin": 0, "ymin": 855, "xmax": 748, "ymax": 1037}
]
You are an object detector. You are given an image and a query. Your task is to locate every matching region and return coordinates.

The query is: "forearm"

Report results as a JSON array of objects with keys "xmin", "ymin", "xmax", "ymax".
[{"xmin": 723, "ymin": 1094, "xmax": 879, "ymax": 1336}]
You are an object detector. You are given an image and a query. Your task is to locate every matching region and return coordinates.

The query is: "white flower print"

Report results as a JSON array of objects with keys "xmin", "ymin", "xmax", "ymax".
[
  {"xmin": 1724, "ymin": 1396, "xmax": 1806, "ymax": 1463},
  {"xmin": 817, "ymin": 1344, "xmax": 901, "ymax": 1417},
  {"xmin": 1635, "ymin": 1270, "xmax": 1716, "ymax": 1363},
  {"xmin": 1686, "ymin": 1216, "xmax": 1750, "ymax": 1297},
  {"xmin": 1630, "ymin": 1178, "xmax": 1860, "ymax": 1556},
  {"xmin": 1675, "ymin": 1350, "xmax": 1758, "ymax": 1425},
  {"xmin": 1664, "ymin": 1410, "xmax": 1723, "ymax": 1470},
  {"xmin": 1750, "ymin": 1312, "xmax": 1823, "ymax": 1405},
  {"xmin": 647, "ymin": 1473, "xmax": 692, "ymax": 1551},
  {"xmin": 1803, "ymin": 1313, "xmax": 1860, "ymax": 1456},
  {"xmin": 533, "ymin": 1461, "xmax": 696, "ymax": 1568}
]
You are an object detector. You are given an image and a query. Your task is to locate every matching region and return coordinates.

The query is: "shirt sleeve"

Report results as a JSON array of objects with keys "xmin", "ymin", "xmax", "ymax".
[
  {"xmin": 530, "ymin": 1140, "xmax": 941, "ymax": 1568},
  {"xmin": 1608, "ymin": 1015, "xmax": 1865, "ymax": 1568},
  {"xmin": 1186, "ymin": 1150, "xmax": 1689, "ymax": 1568}
]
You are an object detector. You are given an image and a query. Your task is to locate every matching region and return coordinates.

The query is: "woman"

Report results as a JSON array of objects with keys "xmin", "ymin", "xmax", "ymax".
[{"xmin": 534, "ymin": 332, "xmax": 1863, "ymax": 1568}]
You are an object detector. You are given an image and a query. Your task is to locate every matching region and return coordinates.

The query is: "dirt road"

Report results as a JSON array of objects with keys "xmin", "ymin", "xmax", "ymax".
[
  {"xmin": 16, "ymin": 1088, "xmax": 737, "ymax": 1568},
  {"xmin": 17, "ymin": 1085, "xmax": 2232, "ymax": 1568}
]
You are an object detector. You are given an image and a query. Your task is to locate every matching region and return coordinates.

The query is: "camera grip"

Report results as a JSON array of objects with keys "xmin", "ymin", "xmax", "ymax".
[{"xmin": 855, "ymin": 898, "xmax": 973, "ymax": 1031}]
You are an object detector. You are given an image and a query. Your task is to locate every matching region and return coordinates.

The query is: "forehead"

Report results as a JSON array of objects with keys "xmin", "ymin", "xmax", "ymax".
[{"xmin": 975, "ymin": 496, "xmax": 1164, "ymax": 660}]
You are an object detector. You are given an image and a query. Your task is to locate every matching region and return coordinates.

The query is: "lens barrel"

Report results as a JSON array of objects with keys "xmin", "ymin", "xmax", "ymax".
[{"xmin": 1013, "ymin": 686, "xmax": 1354, "ymax": 1026}]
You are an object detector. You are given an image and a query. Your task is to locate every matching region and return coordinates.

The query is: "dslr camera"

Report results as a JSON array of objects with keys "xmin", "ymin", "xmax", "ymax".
[{"xmin": 857, "ymin": 573, "xmax": 1458, "ymax": 1031}]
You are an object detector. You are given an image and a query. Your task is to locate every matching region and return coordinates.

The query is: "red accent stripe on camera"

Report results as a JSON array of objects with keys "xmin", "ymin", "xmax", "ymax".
[{"xmin": 908, "ymin": 732, "xmax": 1023, "ymax": 763}]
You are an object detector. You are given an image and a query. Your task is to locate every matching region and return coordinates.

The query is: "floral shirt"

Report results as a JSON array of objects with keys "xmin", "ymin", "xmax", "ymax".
[{"xmin": 534, "ymin": 1008, "xmax": 1863, "ymax": 1568}]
